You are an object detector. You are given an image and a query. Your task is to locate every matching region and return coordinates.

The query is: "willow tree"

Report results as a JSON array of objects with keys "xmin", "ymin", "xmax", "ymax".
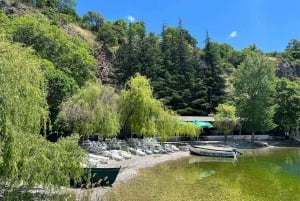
[
  {"xmin": 119, "ymin": 73, "xmax": 198, "ymax": 141},
  {"xmin": 56, "ymin": 82, "xmax": 120, "ymax": 138},
  {"xmin": 234, "ymin": 53, "xmax": 277, "ymax": 142},
  {"xmin": 0, "ymin": 41, "xmax": 85, "ymax": 189},
  {"xmin": 175, "ymin": 121, "xmax": 200, "ymax": 141},
  {"xmin": 212, "ymin": 104, "xmax": 237, "ymax": 143}
]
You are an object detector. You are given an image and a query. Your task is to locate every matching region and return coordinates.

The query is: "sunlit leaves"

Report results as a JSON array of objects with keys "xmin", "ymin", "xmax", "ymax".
[
  {"xmin": 119, "ymin": 74, "xmax": 198, "ymax": 141},
  {"xmin": 56, "ymin": 82, "xmax": 120, "ymax": 137},
  {"xmin": 42, "ymin": 59, "xmax": 79, "ymax": 124},
  {"xmin": 0, "ymin": 41, "xmax": 48, "ymax": 136},
  {"xmin": 0, "ymin": 40, "xmax": 85, "ymax": 188},
  {"xmin": 234, "ymin": 53, "xmax": 277, "ymax": 133},
  {"xmin": 119, "ymin": 74, "xmax": 159, "ymax": 136},
  {"xmin": 3, "ymin": 14, "xmax": 96, "ymax": 87},
  {"xmin": 176, "ymin": 122, "xmax": 200, "ymax": 138},
  {"xmin": 82, "ymin": 10, "xmax": 104, "ymax": 32},
  {"xmin": 212, "ymin": 104, "xmax": 237, "ymax": 136},
  {"xmin": 12, "ymin": 134, "xmax": 85, "ymax": 188},
  {"xmin": 274, "ymin": 78, "xmax": 300, "ymax": 131}
]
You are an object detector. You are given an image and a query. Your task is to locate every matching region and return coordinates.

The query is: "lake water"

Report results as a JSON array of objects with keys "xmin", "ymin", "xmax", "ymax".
[{"xmin": 103, "ymin": 147, "xmax": 300, "ymax": 201}]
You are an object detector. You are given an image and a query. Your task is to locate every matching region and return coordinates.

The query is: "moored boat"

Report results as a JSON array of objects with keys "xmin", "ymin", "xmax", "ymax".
[
  {"xmin": 71, "ymin": 166, "xmax": 121, "ymax": 187},
  {"xmin": 189, "ymin": 145, "xmax": 238, "ymax": 158}
]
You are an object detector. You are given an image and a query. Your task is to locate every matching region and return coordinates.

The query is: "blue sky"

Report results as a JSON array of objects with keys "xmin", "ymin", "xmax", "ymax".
[{"xmin": 76, "ymin": 0, "xmax": 300, "ymax": 52}]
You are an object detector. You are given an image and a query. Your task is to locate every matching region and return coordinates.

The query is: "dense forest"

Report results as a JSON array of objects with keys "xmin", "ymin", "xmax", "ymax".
[{"xmin": 0, "ymin": 0, "xmax": 300, "ymax": 190}]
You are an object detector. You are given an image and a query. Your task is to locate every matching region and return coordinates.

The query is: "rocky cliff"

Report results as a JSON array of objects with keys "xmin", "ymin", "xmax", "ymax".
[{"xmin": 275, "ymin": 60, "xmax": 300, "ymax": 80}]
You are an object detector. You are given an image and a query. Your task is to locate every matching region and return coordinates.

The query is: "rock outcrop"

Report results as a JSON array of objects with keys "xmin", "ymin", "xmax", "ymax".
[{"xmin": 275, "ymin": 60, "xmax": 300, "ymax": 80}]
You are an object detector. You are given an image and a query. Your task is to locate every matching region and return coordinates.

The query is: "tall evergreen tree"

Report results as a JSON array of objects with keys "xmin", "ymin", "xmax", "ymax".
[
  {"xmin": 139, "ymin": 32, "xmax": 163, "ymax": 83},
  {"xmin": 202, "ymin": 32, "xmax": 226, "ymax": 114},
  {"xmin": 173, "ymin": 20, "xmax": 197, "ymax": 114},
  {"xmin": 159, "ymin": 22, "xmax": 200, "ymax": 115},
  {"xmin": 190, "ymin": 52, "xmax": 209, "ymax": 115},
  {"xmin": 113, "ymin": 21, "xmax": 146, "ymax": 87}
]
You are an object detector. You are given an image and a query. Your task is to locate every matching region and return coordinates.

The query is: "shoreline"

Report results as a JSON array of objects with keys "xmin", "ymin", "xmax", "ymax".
[
  {"xmin": 68, "ymin": 139, "xmax": 300, "ymax": 200},
  {"xmin": 68, "ymin": 151, "xmax": 190, "ymax": 201}
]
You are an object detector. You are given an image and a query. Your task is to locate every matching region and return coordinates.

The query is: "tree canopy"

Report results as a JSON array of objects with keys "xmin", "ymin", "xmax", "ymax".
[
  {"xmin": 211, "ymin": 104, "xmax": 237, "ymax": 142},
  {"xmin": 118, "ymin": 73, "xmax": 199, "ymax": 141},
  {"xmin": 56, "ymin": 82, "xmax": 120, "ymax": 138},
  {"xmin": 0, "ymin": 12, "xmax": 96, "ymax": 123},
  {"xmin": 274, "ymin": 78, "xmax": 300, "ymax": 133},
  {"xmin": 82, "ymin": 10, "xmax": 104, "ymax": 32},
  {"xmin": 234, "ymin": 53, "xmax": 277, "ymax": 139},
  {"xmin": 0, "ymin": 41, "xmax": 85, "ymax": 188},
  {"xmin": 2, "ymin": 1, "xmax": 300, "ymax": 197}
]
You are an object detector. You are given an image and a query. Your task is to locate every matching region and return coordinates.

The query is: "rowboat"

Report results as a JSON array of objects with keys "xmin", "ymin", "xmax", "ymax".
[
  {"xmin": 70, "ymin": 166, "xmax": 121, "ymax": 187},
  {"xmin": 189, "ymin": 145, "xmax": 238, "ymax": 158}
]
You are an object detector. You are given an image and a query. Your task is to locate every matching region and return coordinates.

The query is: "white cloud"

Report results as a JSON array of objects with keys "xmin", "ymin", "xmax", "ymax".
[
  {"xmin": 229, "ymin": 31, "xmax": 237, "ymax": 38},
  {"xmin": 126, "ymin": 16, "xmax": 135, "ymax": 23}
]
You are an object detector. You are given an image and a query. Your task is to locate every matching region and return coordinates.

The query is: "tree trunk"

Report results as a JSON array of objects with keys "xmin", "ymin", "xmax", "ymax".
[{"xmin": 119, "ymin": 125, "xmax": 131, "ymax": 140}]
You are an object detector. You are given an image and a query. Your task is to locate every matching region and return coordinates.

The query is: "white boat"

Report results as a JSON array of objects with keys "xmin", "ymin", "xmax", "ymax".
[{"xmin": 189, "ymin": 145, "xmax": 238, "ymax": 158}]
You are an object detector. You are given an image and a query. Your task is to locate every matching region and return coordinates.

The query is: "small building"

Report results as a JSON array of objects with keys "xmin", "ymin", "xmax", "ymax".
[{"xmin": 178, "ymin": 116, "xmax": 214, "ymax": 122}]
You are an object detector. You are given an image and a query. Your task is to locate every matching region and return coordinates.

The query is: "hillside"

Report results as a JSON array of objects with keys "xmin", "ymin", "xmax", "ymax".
[
  {"xmin": 1, "ymin": 0, "xmax": 300, "ymax": 119},
  {"xmin": 1, "ymin": 1, "xmax": 300, "ymax": 195}
]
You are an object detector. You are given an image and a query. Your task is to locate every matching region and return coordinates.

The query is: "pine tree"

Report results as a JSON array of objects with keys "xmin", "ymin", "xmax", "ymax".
[{"xmin": 202, "ymin": 32, "xmax": 226, "ymax": 114}]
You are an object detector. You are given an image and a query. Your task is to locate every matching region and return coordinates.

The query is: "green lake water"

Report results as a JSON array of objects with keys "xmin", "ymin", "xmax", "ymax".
[{"xmin": 103, "ymin": 147, "xmax": 300, "ymax": 201}]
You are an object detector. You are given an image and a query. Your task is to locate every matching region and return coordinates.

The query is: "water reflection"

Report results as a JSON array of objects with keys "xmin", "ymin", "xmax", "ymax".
[
  {"xmin": 189, "ymin": 156, "xmax": 237, "ymax": 164},
  {"xmin": 103, "ymin": 147, "xmax": 300, "ymax": 201}
]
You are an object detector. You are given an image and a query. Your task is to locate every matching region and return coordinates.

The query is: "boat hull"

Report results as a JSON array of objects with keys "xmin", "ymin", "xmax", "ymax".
[
  {"xmin": 189, "ymin": 146, "xmax": 236, "ymax": 158},
  {"xmin": 71, "ymin": 166, "xmax": 121, "ymax": 187}
]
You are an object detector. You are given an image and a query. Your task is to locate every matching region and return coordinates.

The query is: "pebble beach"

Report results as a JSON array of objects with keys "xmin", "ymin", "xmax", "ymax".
[{"xmin": 69, "ymin": 150, "xmax": 190, "ymax": 201}]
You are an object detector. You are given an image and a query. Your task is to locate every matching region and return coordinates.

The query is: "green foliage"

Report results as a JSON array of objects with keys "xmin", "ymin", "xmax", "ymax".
[
  {"xmin": 0, "ymin": 41, "xmax": 85, "ymax": 188},
  {"xmin": 154, "ymin": 110, "xmax": 181, "ymax": 142},
  {"xmin": 119, "ymin": 74, "xmax": 161, "ymax": 137},
  {"xmin": 158, "ymin": 24, "xmax": 203, "ymax": 115},
  {"xmin": 284, "ymin": 39, "xmax": 300, "ymax": 60},
  {"xmin": 8, "ymin": 134, "xmax": 85, "ymax": 188},
  {"xmin": 176, "ymin": 122, "xmax": 200, "ymax": 137},
  {"xmin": 97, "ymin": 21, "xmax": 118, "ymax": 47},
  {"xmin": 41, "ymin": 59, "xmax": 79, "ymax": 124},
  {"xmin": 202, "ymin": 33, "xmax": 226, "ymax": 114},
  {"xmin": 82, "ymin": 10, "xmax": 104, "ymax": 32},
  {"xmin": 3, "ymin": 14, "xmax": 96, "ymax": 87},
  {"xmin": 56, "ymin": 82, "xmax": 120, "ymax": 137},
  {"xmin": 0, "ymin": 41, "xmax": 48, "ymax": 136},
  {"xmin": 0, "ymin": 13, "xmax": 96, "ymax": 122},
  {"xmin": 212, "ymin": 104, "xmax": 237, "ymax": 138},
  {"xmin": 97, "ymin": 19, "xmax": 128, "ymax": 51},
  {"xmin": 0, "ymin": 41, "xmax": 48, "ymax": 184},
  {"xmin": 234, "ymin": 53, "xmax": 277, "ymax": 134},
  {"xmin": 113, "ymin": 21, "xmax": 146, "ymax": 86},
  {"xmin": 112, "ymin": 19, "xmax": 128, "ymax": 44},
  {"xmin": 119, "ymin": 74, "xmax": 196, "ymax": 141},
  {"xmin": 20, "ymin": 0, "xmax": 77, "ymax": 11},
  {"xmin": 274, "ymin": 78, "xmax": 300, "ymax": 132},
  {"xmin": 111, "ymin": 20, "xmax": 234, "ymax": 116},
  {"xmin": 242, "ymin": 44, "xmax": 263, "ymax": 55},
  {"xmin": 138, "ymin": 32, "xmax": 163, "ymax": 80}
]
